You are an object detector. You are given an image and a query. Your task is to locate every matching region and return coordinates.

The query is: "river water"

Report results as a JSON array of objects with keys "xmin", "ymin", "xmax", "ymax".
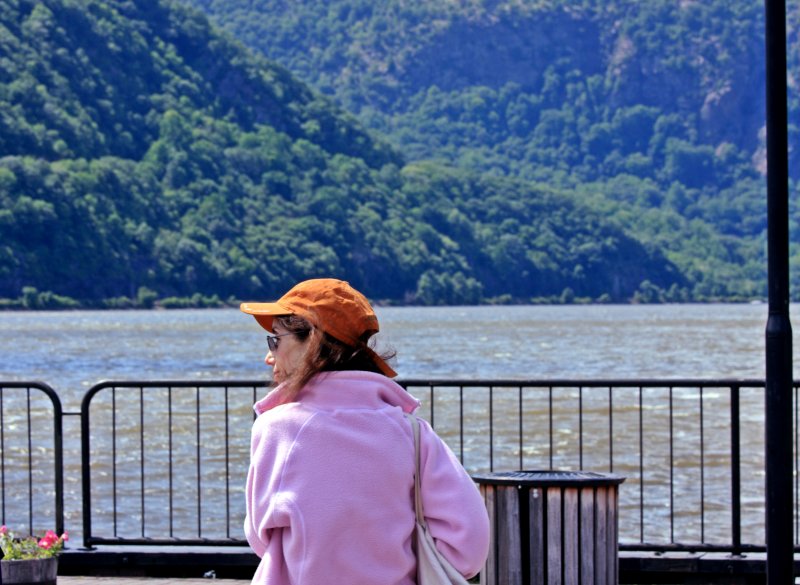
[
  {"xmin": 0, "ymin": 303, "xmax": 787, "ymax": 545},
  {"xmin": 0, "ymin": 303, "xmax": 774, "ymax": 408}
]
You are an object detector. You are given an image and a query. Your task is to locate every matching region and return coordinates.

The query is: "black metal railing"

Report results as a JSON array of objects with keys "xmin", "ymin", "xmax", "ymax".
[
  {"xmin": 402, "ymin": 379, "xmax": 776, "ymax": 555},
  {"xmin": 0, "ymin": 378, "xmax": 794, "ymax": 557},
  {"xmin": 80, "ymin": 380, "xmax": 267, "ymax": 547},
  {"xmin": 0, "ymin": 382, "xmax": 64, "ymax": 537}
]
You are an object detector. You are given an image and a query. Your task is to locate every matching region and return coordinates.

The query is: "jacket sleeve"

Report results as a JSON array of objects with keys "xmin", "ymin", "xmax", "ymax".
[
  {"xmin": 417, "ymin": 418, "xmax": 490, "ymax": 578},
  {"xmin": 243, "ymin": 410, "xmax": 296, "ymax": 557}
]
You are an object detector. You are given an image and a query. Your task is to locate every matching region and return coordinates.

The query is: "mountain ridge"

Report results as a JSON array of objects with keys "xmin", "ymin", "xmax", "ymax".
[
  {"xmin": 186, "ymin": 0, "xmax": 782, "ymax": 299},
  {"xmin": 0, "ymin": 0, "xmax": 768, "ymax": 307}
]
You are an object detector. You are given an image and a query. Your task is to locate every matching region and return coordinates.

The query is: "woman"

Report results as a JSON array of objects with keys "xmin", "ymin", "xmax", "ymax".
[{"xmin": 240, "ymin": 278, "xmax": 490, "ymax": 585}]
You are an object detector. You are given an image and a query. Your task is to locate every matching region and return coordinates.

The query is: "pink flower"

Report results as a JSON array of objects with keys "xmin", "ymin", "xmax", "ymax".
[
  {"xmin": 0, "ymin": 525, "xmax": 7, "ymax": 535},
  {"xmin": 61, "ymin": 531, "xmax": 69, "ymax": 542},
  {"xmin": 37, "ymin": 531, "xmax": 59, "ymax": 549}
]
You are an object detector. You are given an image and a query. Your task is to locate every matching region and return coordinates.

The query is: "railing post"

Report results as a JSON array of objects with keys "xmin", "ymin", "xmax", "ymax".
[
  {"xmin": 730, "ymin": 385, "xmax": 742, "ymax": 556},
  {"xmin": 80, "ymin": 386, "xmax": 96, "ymax": 550},
  {"xmin": 51, "ymin": 390, "xmax": 65, "ymax": 539}
]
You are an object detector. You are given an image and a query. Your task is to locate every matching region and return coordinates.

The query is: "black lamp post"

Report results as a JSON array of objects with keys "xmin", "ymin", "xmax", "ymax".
[{"xmin": 764, "ymin": 0, "xmax": 793, "ymax": 582}]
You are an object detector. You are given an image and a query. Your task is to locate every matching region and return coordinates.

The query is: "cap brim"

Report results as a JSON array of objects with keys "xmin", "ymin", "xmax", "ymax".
[{"xmin": 240, "ymin": 302, "xmax": 294, "ymax": 333}]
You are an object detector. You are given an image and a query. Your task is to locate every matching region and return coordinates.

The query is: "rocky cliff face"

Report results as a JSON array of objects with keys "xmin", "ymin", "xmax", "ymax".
[
  {"xmin": 605, "ymin": 18, "xmax": 765, "ymax": 155},
  {"xmin": 400, "ymin": 10, "xmax": 605, "ymax": 94},
  {"xmin": 188, "ymin": 0, "xmax": 774, "ymax": 175},
  {"xmin": 331, "ymin": 2, "xmax": 767, "ymax": 160}
]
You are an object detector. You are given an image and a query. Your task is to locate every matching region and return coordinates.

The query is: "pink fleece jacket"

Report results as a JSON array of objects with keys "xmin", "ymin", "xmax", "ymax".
[{"xmin": 244, "ymin": 370, "xmax": 490, "ymax": 585}]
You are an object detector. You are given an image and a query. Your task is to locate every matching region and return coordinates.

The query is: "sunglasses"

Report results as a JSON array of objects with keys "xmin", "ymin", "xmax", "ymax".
[{"xmin": 266, "ymin": 332, "xmax": 293, "ymax": 352}]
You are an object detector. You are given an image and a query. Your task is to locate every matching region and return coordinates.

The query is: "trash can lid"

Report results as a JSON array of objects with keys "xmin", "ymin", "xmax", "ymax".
[{"xmin": 472, "ymin": 469, "xmax": 625, "ymax": 487}]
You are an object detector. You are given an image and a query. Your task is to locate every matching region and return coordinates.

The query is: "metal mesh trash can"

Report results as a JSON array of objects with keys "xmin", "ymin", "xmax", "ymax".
[{"xmin": 472, "ymin": 470, "xmax": 625, "ymax": 585}]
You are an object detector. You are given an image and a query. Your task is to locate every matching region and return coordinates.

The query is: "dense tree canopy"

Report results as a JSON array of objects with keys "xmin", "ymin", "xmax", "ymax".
[
  {"xmin": 189, "ymin": 0, "xmax": 800, "ymax": 300},
  {"xmin": 0, "ymin": 0, "xmax": 789, "ymax": 308}
]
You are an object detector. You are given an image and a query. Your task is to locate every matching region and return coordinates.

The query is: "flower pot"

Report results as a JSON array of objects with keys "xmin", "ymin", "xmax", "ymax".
[{"xmin": 1, "ymin": 557, "xmax": 58, "ymax": 585}]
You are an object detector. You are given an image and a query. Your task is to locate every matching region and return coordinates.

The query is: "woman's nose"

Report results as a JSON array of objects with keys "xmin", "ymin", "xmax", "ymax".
[{"xmin": 265, "ymin": 351, "xmax": 276, "ymax": 366}]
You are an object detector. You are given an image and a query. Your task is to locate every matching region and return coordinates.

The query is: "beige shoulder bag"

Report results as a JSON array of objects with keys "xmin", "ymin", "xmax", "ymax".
[{"xmin": 406, "ymin": 414, "xmax": 471, "ymax": 585}]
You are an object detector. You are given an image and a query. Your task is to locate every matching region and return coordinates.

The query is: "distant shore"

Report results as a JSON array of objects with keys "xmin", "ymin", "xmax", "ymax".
[{"xmin": 0, "ymin": 286, "xmax": 768, "ymax": 311}]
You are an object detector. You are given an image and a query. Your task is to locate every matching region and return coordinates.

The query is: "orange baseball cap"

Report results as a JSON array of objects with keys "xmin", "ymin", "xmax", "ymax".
[{"xmin": 240, "ymin": 278, "xmax": 397, "ymax": 378}]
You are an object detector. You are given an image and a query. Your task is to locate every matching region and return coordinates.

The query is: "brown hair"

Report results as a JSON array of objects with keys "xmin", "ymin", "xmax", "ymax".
[{"xmin": 274, "ymin": 315, "xmax": 396, "ymax": 399}]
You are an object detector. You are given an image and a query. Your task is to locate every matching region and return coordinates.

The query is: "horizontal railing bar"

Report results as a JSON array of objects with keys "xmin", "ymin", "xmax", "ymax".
[
  {"xmin": 84, "ymin": 537, "xmax": 250, "ymax": 547},
  {"xmin": 78, "ymin": 378, "xmax": 770, "ymax": 388},
  {"xmin": 620, "ymin": 543, "xmax": 768, "ymax": 553},
  {"xmin": 86, "ymin": 380, "xmax": 270, "ymax": 387},
  {"xmin": 400, "ymin": 378, "xmax": 768, "ymax": 387}
]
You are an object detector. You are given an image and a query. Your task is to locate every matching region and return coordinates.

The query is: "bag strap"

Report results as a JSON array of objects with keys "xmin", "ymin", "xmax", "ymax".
[{"xmin": 405, "ymin": 413, "xmax": 426, "ymax": 525}]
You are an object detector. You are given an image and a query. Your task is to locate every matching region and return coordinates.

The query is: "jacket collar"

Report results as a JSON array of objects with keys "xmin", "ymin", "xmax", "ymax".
[{"xmin": 254, "ymin": 370, "xmax": 420, "ymax": 415}]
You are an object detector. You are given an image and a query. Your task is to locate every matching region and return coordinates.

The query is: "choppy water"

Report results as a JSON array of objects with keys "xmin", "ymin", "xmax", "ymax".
[
  {"xmin": 0, "ymin": 303, "xmax": 774, "ymax": 408},
  {"xmin": 0, "ymin": 303, "xmax": 786, "ymax": 544}
]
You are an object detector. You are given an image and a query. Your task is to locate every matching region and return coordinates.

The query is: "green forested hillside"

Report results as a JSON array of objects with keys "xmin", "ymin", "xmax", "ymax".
[
  {"xmin": 0, "ymin": 0, "xmax": 691, "ymax": 308},
  {"xmin": 187, "ymin": 0, "xmax": 797, "ymax": 300}
]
